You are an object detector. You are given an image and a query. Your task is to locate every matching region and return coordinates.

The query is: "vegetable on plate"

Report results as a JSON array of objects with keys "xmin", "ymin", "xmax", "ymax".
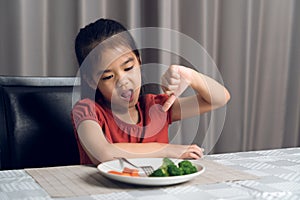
[
  {"xmin": 149, "ymin": 158, "xmax": 198, "ymax": 177},
  {"xmin": 108, "ymin": 167, "xmax": 140, "ymax": 177}
]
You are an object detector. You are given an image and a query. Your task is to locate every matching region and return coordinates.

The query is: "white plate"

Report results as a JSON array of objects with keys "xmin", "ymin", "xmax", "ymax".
[{"xmin": 97, "ymin": 158, "xmax": 205, "ymax": 186}]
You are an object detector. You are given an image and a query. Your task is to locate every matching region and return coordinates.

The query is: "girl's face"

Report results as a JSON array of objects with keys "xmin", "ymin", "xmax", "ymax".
[{"xmin": 89, "ymin": 48, "xmax": 141, "ymax": 111}]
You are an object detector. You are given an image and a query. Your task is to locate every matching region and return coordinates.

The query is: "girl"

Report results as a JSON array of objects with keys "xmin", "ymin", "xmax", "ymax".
[{"xmin": 72, "ymin": 18, "xmax": 230, "ymax": 165}]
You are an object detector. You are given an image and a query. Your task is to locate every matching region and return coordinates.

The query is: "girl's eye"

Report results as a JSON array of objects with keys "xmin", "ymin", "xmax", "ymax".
[
  {"xmin": 124, "ymin": 66, "xmax": 134, "ymax": 71},
  {"xmin": 101, "ymin": 75, "xmax": 113, "ymax": 80}
]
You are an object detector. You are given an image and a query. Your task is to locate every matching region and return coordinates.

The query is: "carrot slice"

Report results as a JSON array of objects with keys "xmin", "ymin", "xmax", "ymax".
[
  {"xmin": 122, "ymin": 167, "xmax": 139, "ymax": 174},
  {"xmin": 130, "ymin": 171, "xmax": 140, "ymax": 176},
  {"xmin": 108, "ymin": 170, "xmax": 131, "ymax": 176},
  {"xmin": 108, "ymin": 167, "xmax": 140, "ymax": 177}
]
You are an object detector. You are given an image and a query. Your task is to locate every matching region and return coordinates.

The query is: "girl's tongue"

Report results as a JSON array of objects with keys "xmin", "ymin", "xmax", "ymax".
[{"xmin": 120, "ymin": 89, "xmax": 133, "ymax": 102}]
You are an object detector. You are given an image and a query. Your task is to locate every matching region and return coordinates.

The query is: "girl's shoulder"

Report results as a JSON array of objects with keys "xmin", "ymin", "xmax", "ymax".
[
  {"xmin": 72, "ymin": 98, "xmax": 104, "ymax": 118},
  {"xmin": 72, "ymin": 98, "xmax": 98, "ymax": 110},
  {"xmin": 74, "ymin": 98, "xmax": 96, "ymax": 105},
  {"xmin": 71, "ymin": 98, "xmax": 106, "ymax": 128}
]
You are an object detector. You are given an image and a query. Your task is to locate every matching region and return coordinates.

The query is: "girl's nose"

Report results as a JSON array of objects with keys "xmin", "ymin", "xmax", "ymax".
[{"xmin": 116, "ymin": 74, "xmax": 129, "ymax": 88}]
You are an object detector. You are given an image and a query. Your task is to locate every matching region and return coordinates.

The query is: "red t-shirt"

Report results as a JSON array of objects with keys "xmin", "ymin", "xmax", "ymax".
[{"xmin": 71, "ymin": 94, "xmax": 172, "ymax": 164}]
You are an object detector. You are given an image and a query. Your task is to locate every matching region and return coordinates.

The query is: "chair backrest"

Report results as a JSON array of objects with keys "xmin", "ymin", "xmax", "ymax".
[{"xmin": 0, "ymin": 76, "xmax": 80, "ymax": 169}]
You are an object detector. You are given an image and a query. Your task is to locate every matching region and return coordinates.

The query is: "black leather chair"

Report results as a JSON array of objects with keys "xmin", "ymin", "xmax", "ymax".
[{"xmin": 0, "ymin": 76, "xmax": 80, "ymax": 170}]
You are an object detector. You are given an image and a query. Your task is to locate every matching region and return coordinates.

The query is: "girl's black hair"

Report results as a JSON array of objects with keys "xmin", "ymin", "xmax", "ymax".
[
  {"xmin": 75, "ymin": 18, "xmax": 140, "ymax": 66},
  {"xmin": 74, "ymin": 18, "xmax": 142, "ymax": 101}
]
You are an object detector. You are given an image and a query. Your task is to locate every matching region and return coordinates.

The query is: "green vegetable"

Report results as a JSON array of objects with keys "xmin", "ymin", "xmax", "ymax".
[
  {"xmin": 161, "ymin": 158, "xmax": 175, "ymax": 169},
  {"xmin": 149, "ymin": 158, "xmax": 198, "ymax": 177},
  {"xmin": 149, "ymin": 168, "xmax": 168, "ymax": 177},
  {"xmin": 149, "ymin": 158, "xmax": 173, "ymax": 177},
  {"xmin": 167, "ymin": 164, "xmax": 184, "ymax": 176},
  {"xmin": 178, "ymin": 160, "xmax": 197, "ymax": 175},
  {"xmin": 178, "ymin": 160, "xmax": 193, "ymax": 168}
]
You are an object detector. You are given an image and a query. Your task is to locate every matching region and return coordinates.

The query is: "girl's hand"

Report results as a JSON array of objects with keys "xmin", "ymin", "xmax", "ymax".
[
  {"xmin": 166, "ymin": 144, "xmax": 204, "ymax": 159},
  {"xmin": 161, "ymin": 65, "xmax": 194, "ymax": 112}
]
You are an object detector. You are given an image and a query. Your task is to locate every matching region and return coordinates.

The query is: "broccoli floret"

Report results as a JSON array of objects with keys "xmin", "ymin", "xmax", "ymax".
[
  {"xmin": 178, "ymin": 160, "xmax": 193, "ymax": 168},
  {"xmin": 149, "ymin": 158, "xmax": 174, "ymax": 177},
  {"xmin": 161, "ymin": 158, "xmax": 175, "ymax": 169},
  {"xmin": 167, "ymin": 164, "xmax": 184, "ymax": 176},
  {"xmin": 178, "ymin": 160, "xmax": 198, "ymax": 175},
  {"xmin": 149, "ymin": 168, "xmax": 168, "ymax": 177},
  {"xmin": 149, "ymin": 158, "xmax": 197, "ymax": 177},
  {"xmin": 181, "ymin": 166, "xmax": 197, "ymax": 175}
]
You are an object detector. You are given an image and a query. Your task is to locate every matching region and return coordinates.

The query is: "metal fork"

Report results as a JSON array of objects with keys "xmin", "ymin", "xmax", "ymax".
[{"xmin": 114, "ymin": 157, "xmax": 154, "ymax": 176}]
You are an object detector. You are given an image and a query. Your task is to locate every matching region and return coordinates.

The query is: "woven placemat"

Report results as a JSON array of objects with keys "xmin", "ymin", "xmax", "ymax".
[{"xmin": 25, "ymin": 159, "xmax": 258, "ymax": 198}]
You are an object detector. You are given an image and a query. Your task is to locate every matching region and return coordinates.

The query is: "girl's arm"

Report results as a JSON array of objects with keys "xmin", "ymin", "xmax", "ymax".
[
  {"xmin": 77, "ymin": 120, "xmax": 204, "ymax": 165},
  {"xmin": 161, "ymin": 65, "xmax": 230, "ymax": 121}
]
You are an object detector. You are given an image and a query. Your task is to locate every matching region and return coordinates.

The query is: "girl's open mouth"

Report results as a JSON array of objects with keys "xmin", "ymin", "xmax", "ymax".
[{"xmin": 120, "ymin": 89, "xmax": 134, "ymax": 102}]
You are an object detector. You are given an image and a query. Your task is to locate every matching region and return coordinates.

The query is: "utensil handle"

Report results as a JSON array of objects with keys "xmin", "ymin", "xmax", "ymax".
[{"xmin": 114, "ymin": 157, "xmax": 139, "ymax": 168}]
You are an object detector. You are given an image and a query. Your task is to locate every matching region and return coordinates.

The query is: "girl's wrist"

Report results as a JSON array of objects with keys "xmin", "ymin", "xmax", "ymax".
[
  {"xmin": 164, "ymin": 143, "xmax": 180, "ymax": 158},
  {"xmin": 189, "ymin": 69, "xmax": 201, "ymax": 89},
  {"xmin": 159, "ymin": 143, "xmax": 172, "ymax": 157}
]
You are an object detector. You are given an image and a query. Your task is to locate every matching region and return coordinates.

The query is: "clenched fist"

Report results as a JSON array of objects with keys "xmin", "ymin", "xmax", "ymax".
[{"xmin": 161, "ymin": 65, "xmax": 194, "ymax": 112}]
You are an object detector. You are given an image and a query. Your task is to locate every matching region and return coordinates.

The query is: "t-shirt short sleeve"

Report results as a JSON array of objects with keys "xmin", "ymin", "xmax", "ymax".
[{"xmin": 71, "ymin": 98, "xmax": 103, "ymax": 130}]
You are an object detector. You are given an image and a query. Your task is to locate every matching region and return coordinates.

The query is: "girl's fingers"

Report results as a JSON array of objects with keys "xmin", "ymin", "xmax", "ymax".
[
  {"xmin": 180, "ymin": 152, "xmax": 200, "ymax": 159},
  {"xmin": 162, "ymin": 94, "xmax": 176, "ymax": 112},
  {"xmin": 188, "ymin": 152, "xmax": 201, "ymax": 159},
  {"xmin": 161, "ymin": 66, "xmax": 180, "ymax": 90},
  {"xmin": 161, "ymin": 65, "xmax": 193, "ymax": 112},
  {"xmin": 182, "ymin": 145, "xmax": 204, "ymax": 159},
  {"xmin": 168, "ymin": 77, "xmax": 180, "ymax": 85},
  {"xmin": 164, "ymin": 90, "xmax": 174, "ymax": 96},
  {"xmin": 162, "ymin": 76, "xmax": 180, "ymax": 89},
  {"xmin": 193, "ymin": 146, "xmax": 204, "ymax": 158},
  {"xmin": 166, "ymin": 84, "xmax": 179, "ymax": 91}
]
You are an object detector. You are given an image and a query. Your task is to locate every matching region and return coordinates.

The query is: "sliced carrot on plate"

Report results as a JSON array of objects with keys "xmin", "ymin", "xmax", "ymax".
[
  {"xmin": 122, "ymin": 167, "xmax": 139, "ymax": 174},
  {"xmin": 108, "ymin": 168, "xmax": 140, "ymax": 177},
  {"xmin": 108, "ymin": 170, "xmax": 131, "ymax": 176},
  {"xmin": 122, "ymin": 167, "xmax": 140, "ymax": 176}
]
